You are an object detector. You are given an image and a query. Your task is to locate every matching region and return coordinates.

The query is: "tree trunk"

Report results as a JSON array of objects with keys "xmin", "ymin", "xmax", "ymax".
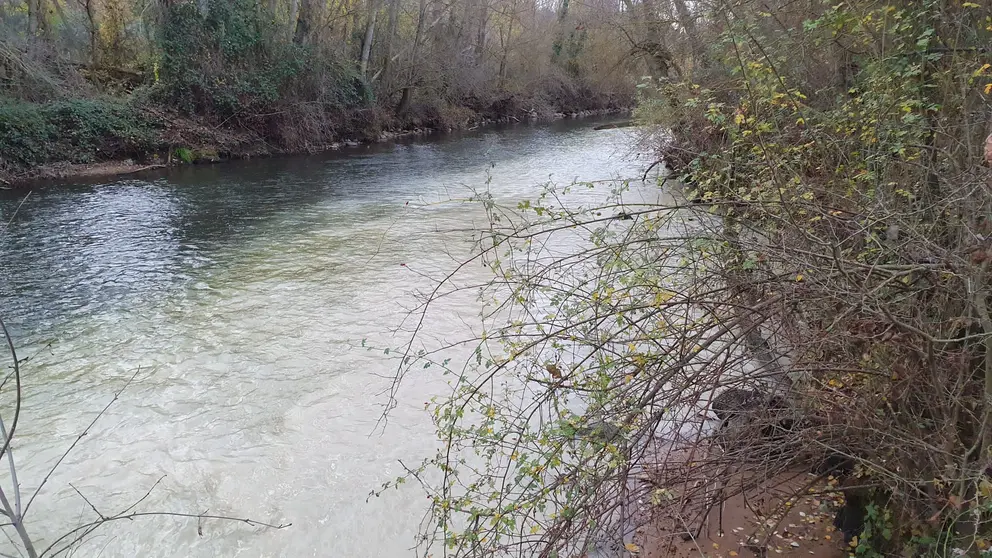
[
  {"xmin": 379, "ymin": 0, "xmax": 400, "ymax": 86},
  {"xmin": 340, "ymin": 6, "xmax": 350, "ymax": 45},
  {"xmin": 27, "ymin": 0, "xmax": 38, "ymax": 35},
  {"xmin": 84, "ymin": 0, "xmax": 99, "ymax": 64},
  {"xmin": 672, "ymin": 0, "xmax": 707, "ymax": 70},
  {"xmin": 359, "ymin": 0, "xmax": 379, "ymax": 79},
  {"xmin": 413, "ymin": 0, "xmax": 427, "ymax": 57},
  {"xmin": 497, "ymin": 0, "xmax": 517, "ymax": 90},
  {"xmin": 617, "ymin": 0, "xmax": 674, "ymax": 79},
  {"xmin": 473, "ymin": 0, "xmax": 488, "ymax": 64},
  {"xmin": 397, "ymin": 86, "xmax": 412, "ymax": 115},
  {"xmin": 292, "ymin": 0, "xmax": 306, "ymax": 43},
  {"xmin": 28, "ymin": 0, "xmax": 48, "ymax": 37},
  {"xmin": 497, "ymin": 16, "xmax": 513, "ymax": 89},
  {"xmin": 396, "ymin": 0, "xmax": 427, "ymax": 116}
]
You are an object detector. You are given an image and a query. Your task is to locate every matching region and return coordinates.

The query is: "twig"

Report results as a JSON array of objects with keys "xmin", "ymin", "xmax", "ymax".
[
  {"xmin": 0, "ymin": 317, "xmax": 23, "ymax": 464},
  {"xmin": 1, "ymin": 341, "xmax": 54, "ymax": 393},
  {"xmin": 0, "ymin": 414, "xmax": 21, "ymax": 517},
  {"xmin": 3, "ymin": 191, "xmax": 31, "ymax": 229},
  {"xmin": 114, "ymin": 475, "xmax": 165, "ymax": 517},
  {"xmin": 41, "ymin": 512, "xmax": 291, "ymax": 557},
  {"xmin": 0, "ymin": 483, "xmax": 34, "ymax": 557},
  {"xmin": 641, "ymin": 161, "xmax": 665, "ymax": 182},
  {"xmin": 0, "ymin": 527, "xmax": 23, "ymax": 558},
  {"xmin": 68, "ymin": 485, "xmax": 104, "ymax": 521},
  {"xmin": 22, "ymin": 368, "xmax": 141, "ymax": 519}
]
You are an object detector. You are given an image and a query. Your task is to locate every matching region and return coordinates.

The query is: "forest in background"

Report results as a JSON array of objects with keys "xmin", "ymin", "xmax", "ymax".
[{"xmin": 0, "ymin": 0, "xmax": 664, "ymax": 182}]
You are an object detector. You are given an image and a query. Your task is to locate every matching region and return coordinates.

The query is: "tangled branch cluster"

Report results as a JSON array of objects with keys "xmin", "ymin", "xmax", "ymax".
[{"xmin": 390, "ymin": 0, "xmax": 992, "ymax": 556}]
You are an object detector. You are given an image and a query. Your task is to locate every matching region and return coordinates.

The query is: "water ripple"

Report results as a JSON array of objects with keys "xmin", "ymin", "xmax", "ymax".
[{"xmin": 0, "ymin": 119, "xmax": 649, "ymax": 557}]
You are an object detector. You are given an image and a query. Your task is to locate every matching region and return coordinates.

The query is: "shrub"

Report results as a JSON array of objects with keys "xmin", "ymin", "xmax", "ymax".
[
  {"xmin": 0, "ymin": 98, "xmax": 158, "ymax": 170},
  {"xmin": 635, "ymin": 0, "xmax": 992, "ymax": 553},
  {"xmin": 174, "ymin": 146, "xmax": 193, "ymax": 164},
  {"xmin": 158, "ymin": 0, "xmax": 363, "ymax": 121}
]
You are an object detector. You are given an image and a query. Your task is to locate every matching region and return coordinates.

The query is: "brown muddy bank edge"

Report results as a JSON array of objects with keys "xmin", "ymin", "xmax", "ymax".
[{"xmin": 0, "ymin": 108, "xmax": 631, "ymax": 188}]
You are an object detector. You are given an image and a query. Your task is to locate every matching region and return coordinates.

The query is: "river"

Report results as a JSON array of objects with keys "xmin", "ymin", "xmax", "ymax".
[{"xmin": 0, "ymin": 118, "xmax": 654, "ymax": 557}]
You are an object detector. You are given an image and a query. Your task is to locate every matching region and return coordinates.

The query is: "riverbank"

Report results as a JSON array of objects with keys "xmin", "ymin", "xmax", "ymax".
[
  {"xmin": 627, "ymin": 443, "xmax": 849, "ymax": 558},
  {"xmin": 634, "ymin": 470, "xmax": 848, "ymax": 558},
  {"xmin": 0, "ymin": 97, "xmax": 629, "ymax": 187}
]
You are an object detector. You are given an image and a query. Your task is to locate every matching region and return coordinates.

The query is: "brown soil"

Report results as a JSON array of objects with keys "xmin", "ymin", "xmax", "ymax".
[
  {"xmin": 21, "ymin": 160, "xmax": 166, "ymax": 182},
  {"xmin": 633, "ymin": 471, "xmax": 850, "ymax": 558},
  {"xmin": 1, "ymin": 107, "xmax": 628, "ymax": 188}
]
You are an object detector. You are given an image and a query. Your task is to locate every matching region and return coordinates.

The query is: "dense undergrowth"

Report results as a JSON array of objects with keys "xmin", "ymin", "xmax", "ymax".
[
  {"xmin": 0, "ymin": 0, "xmax": 636, "ymax": 183},
  {"xmin": 0, "ymin": 99, "xmax": 157, "ymax": 171},
  {"xmin": 635, "ymin": 1, "xmax": 992, "ymax": 555}
]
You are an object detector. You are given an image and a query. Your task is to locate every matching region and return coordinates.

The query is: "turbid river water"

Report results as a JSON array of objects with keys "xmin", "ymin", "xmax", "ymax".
[{"xmin": 0, "ymin": 118, "xmax": 654, "ymax": 557}]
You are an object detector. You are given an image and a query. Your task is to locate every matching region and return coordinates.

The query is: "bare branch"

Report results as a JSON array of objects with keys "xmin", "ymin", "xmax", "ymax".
[{"xmin": 22, "ymin": 368, "xmax": 141, "ymax": 520}]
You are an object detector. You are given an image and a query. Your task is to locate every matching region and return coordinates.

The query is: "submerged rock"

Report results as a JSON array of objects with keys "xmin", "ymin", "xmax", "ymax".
[{"xmin": 593, "ymin": 121, "xmax": 634, "ymax": 131}]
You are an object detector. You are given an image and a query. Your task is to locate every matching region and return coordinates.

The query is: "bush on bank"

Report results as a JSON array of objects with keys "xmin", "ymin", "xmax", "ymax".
[{"xmin": 0, "ymin": 98, "xmax": 158, "ymax": 173}]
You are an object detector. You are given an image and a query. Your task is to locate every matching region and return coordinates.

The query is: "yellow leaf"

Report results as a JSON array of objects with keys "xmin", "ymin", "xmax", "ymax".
[
  {"xmin": 624, "ymin": 542, "xmax": 641, "ymax": 553},
  {"xmin": 985, "ymin": 83, "xmax": 992, "ymax": 95},
  {"xmin": 795, "ymin": 274, "xmax": 804, "ymax": 282},
  {"xmin": 980, "ymin": 479, "xmax": 992, "ymax": 499},
  {"xmin": 654, "ymin": 290, "xmax": 675, "ymax": 306},
  {"xmin": 963, "ymin": 2, "xmax": 980, "ymax": 6},
  {"xmin": 713, "ymin": 542, "xmax": 720, "ymax": 549}
]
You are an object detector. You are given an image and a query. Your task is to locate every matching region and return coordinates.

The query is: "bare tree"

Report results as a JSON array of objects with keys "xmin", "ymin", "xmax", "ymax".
[{"xmin": 359, "ymin": 0, "xmax": 380, "ymax": 78}]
